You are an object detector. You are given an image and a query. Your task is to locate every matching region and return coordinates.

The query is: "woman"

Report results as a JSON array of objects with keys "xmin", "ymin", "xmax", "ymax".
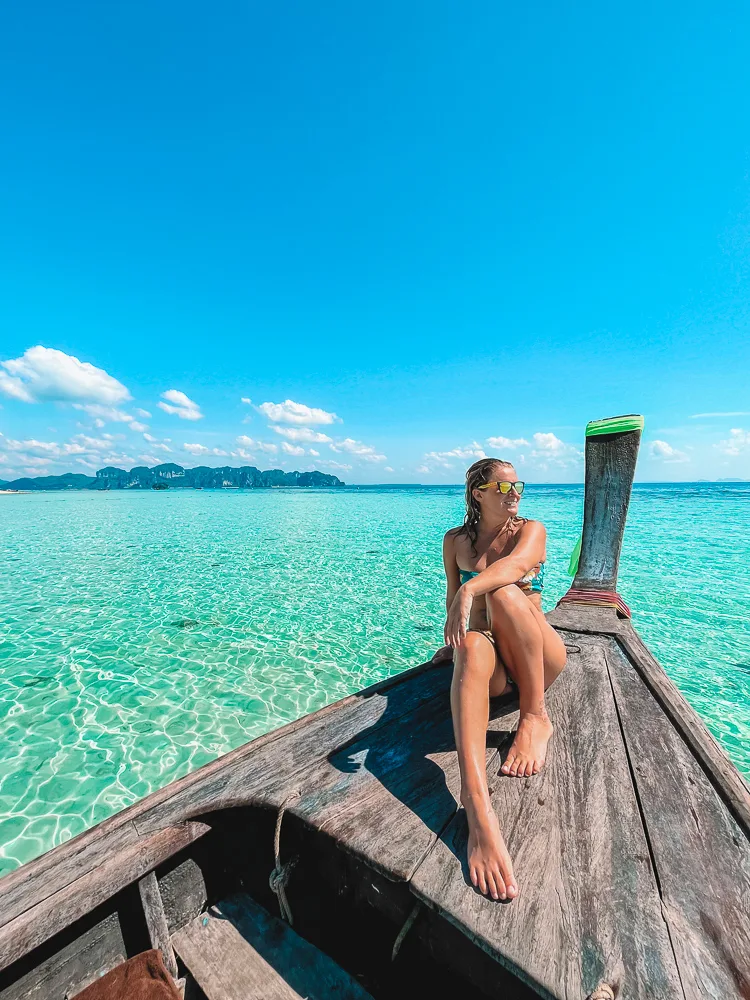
[{"xmin": 432, "ymin": 458, "xmax": 567, "ymax": 901}]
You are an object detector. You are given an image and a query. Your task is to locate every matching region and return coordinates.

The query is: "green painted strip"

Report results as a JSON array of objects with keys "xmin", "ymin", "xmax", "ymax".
[
  {"xmin": 567, "ymin": 534, "xmax": 582, "ymax": 577},
  {"xmin": 585, "ymin": 414, "xmax": 644, "ymax": 437}
]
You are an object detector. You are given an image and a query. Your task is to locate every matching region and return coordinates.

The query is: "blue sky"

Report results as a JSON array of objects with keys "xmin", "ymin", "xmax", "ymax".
[{"xmin": 1, "ymin": 1, "xmax": 749, "ymax": 484}]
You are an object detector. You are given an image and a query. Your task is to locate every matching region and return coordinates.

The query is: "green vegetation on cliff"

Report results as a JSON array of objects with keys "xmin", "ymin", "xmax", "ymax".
[{"xmin": 2, "ymin": 463, "xmax": 345, "ymax": 491}]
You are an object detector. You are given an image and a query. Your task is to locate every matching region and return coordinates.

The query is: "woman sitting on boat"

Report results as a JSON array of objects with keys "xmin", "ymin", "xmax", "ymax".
[{"xmin": 433, "ymin": 458, "xmax": 567, "ymax": 901}]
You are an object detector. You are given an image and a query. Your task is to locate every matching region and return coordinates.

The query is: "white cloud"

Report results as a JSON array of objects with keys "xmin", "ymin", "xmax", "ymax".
[
  {"xmin": 236, "ymin": 435, "xmax": 277, "ymax": 453},
  {"xmin": 527, "ymin": 432, "xmax": 584, "ymax": 469},
  {"xmin": 142, "ymin": 433, "xmax": 172, "ymax": 453},
  {"xmin": 716, "ymin": 428, "xmax": 750, "ymax": 456},
  {"xmin": 330, "ymin": 438, "xmax": 386, "ymax": 462},
  {"xmin": 257, "ymin": 399, "xmax": 340, "ymax": 425},
  {"xmin": 281, "ymin": 441, "xmax": 305, "ymax": 456},
  {"xmin": 271, "ymin": 425, "xmax": 333, "ymax": 443},
  {"xmin": 384, "ymin": 466, "xmax": 394, "ymax": 472},
  {"xmin": 183, "ymin": 443, "xmax": 228, "ymax": 457},
  {"xmin": 309, "ymin": 449, "xmax": 320, "ymax": 457},
  {"xmin": 0, "ymin": 346, "xmax": 130, "ymax": 405},
  {"xmin": 690, "ymin": 411, "xmax": 750, "ymax": 418},
  {"xmin": 420, "ymin": 442, "xmax": 486, "ymax": 470},
  {"xmin": 234, "ymin": 448, "xmax": 255, "ymax": 461},
  {"xmin": 158, "ymin": 390, "xmax": 203, "ymax": 421},
  {"xmin": 649, "ymin": 439, "xmax": 689, "ymax": 463},
  {"xmin": 135, "ymin": 408, "xmax": 151, "ymax": 418},
  {"xmin": 73, "ymin": 403, "xmax": 149, "ymax": 433},
  {"xmin": 486, "ymin": 435, "xmax": 530, "ymax": 450},
  {"xmin": 241, "ymin": 397, "xmax": 252, "ymax": 405}
]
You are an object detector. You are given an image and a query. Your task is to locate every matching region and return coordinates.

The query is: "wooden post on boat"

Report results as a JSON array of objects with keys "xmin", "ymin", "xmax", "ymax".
[{"xmin": 558, "ymin": 414, "xmax": 644, "ymax": 617}]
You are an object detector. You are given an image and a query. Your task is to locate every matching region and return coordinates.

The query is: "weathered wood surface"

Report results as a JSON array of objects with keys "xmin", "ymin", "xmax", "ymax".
[
  {"xmin": 572, "ymin": 424, "xmax": 641, "ymax": 591},
  {"xmin": 0, "ymin": 821, "xmax": 140, "ymax": 932},
  {"xmin": 172, "ymin": 894, "xmax": 374, "ymax": 999},
  {"xmin": 0, "ymin": 913, "xmax": 125, "ymax": 1000},
  {"xmin": 285, "ymin": 675, "xmax": 511, "ymax": 882},
  {"xmin": 410, "ymin": 640, "xmax": 684, "ymax": 1000},
  {"xmin": 158, "ymin": 858, "xmax": 208, "ymax": 934},
  {"xmin": 606, "ymin": 639, "xmax": 750, "ymax": 999},
  {"xmin": 0, "ymin": 821, "xmax": 208, "ymax": 974},
  {"xmin": 616, "ymin": 626, "xmax": 750, "ymax": 834},
  {"xmin": 0, "ymin": 661, "xmax": 443, "ymax": 970},
  {"xmin": 133, "ymin": 660, "xmax": 448, "ymax": 836},
  {"xmin": 138, "ymin": 871, "xmax": 179, "ymax": 980}
]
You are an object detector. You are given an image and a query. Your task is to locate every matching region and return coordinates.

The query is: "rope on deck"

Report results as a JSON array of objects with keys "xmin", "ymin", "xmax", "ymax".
[
  {"xmin": 269, "ymin": 791, "xmax": 302, "ymax": 925},
  {"xmin": 391, "ymin": 902, "xmax": 422, "ymax": 961},
  {"xmin": 587, "ymin": 984, "xmax": 615, "ymax": 1000}
]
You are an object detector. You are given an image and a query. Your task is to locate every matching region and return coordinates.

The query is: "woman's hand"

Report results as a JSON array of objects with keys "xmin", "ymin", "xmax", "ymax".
[
  {"xmin": 445, "ymin": 585, "xmax": 474, "ymax": 649},
  {"xmin": 431, "ymin": 644, "xmax": 454, "ymax": 664}
]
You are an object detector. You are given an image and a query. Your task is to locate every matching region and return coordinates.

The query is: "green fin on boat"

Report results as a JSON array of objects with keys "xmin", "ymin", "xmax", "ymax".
[
  {"xmin": 585, "ymin": 414, "xmax": 644, "ymax": 437},
  {"xmin": 568, "ymin": 534, "xmax": 582, "ymax": 577}
]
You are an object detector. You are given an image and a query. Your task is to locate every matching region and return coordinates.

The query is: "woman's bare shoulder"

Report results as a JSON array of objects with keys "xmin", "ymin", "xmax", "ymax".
[{"xmin": 518, "ymin": 517, "xmax": 546, "ymax": 534}]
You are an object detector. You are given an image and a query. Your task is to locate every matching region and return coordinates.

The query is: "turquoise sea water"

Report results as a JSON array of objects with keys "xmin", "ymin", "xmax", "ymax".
[{"xmin": 1, "ymin": 484, "xmax": 748, "ymax": 877}]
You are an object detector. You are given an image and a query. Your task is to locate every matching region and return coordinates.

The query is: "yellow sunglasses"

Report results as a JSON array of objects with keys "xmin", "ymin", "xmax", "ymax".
[{"xmin": 477, "ymin": 480, "xmax": 525, "ymax": 495}]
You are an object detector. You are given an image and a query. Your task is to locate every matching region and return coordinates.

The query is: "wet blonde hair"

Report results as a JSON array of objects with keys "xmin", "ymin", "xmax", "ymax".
[{"xmin": 458, "ymin": 458, "xmax": 521, "ymax": 554}]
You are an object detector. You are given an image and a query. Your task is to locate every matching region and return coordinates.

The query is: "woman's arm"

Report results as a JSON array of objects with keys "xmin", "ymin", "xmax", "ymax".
[
  {"xmin": 432, "ymin": 530, "xmax": 462, "ymax": 662},
  {"xmin": 462, "ymin": 521, "xmax": 546, "ymax": 599},
  {"xmin": 444, "ymin": 521, "xmax": 545, "ymax": 649},
  {"xmin": 443, "ymin": 530, "xmax": 461, "ymax": 612}
]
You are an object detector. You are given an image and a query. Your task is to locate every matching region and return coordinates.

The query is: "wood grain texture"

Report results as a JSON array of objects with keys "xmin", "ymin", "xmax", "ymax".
[
  {"xmin": 547, "ymin": 605, "xmax": 627, "ymax": 636},
  {"xmin": 606, "ymin": 641, "xmax": 750, "ymax": 999},
  {"xmin": 410, "ymin": 639, "xmax": 683, "ymax": 1000},
  {"xmin": 0, "ymin": 822, "xmax": 208, "ymax": 974},
  {"xmin": 139, "ymin": 872, "xmax": 179, "ymax": 980},
  {"xmin": 0, "ymin": 662, "xmax": 441, "ymax": 913},
  {"xmin": 0, "ymin": 913, "xmax": 125, "ymax": 1000},
  {"xmin": 0, "ymin": 662, "xmax": 444, "ymax": 971},
  {"xmin": 157, "ymin": 859, "xmax": 207, "ymax": 934},
  {"xmin": 615, "ymin": 628, "xmax": 750, "ymax": 835},
  {"xmin": 286, "ymin": 680, "xmax": 511, "ymax": 882},
  {"xmin": 133, "ymin": 663, "xmax": 450, "ymax": 837},
  {"xmin": 573, "ymin": 428, "xmax": 641, "ymax": 591},
  {"xmin": 172, "ymin": 893, "xmax": 374, "ymax": 999},
  {"xmin": 0, "ymin": 823, "xmax": 139, "ymax": 931}
]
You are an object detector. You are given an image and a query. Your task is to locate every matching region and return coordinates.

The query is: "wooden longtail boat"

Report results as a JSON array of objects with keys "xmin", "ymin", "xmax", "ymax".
[{"xmin": 1, "ymin": 416, "xmax": 749, "ymax": 1000}]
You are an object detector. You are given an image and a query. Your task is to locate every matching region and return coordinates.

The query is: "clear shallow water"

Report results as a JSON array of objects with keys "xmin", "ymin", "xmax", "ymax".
[{"xmin": 0, "ymin": 484, "xmax": 748, "ymax": 876}]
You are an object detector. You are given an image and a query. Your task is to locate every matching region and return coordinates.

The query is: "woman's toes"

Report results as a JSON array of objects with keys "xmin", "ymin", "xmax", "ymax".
[
  {"xmin": 492, "ymin": 869, "xmax": 507, "ymax": 899},
  {"xmin": 501, "ymin": 754, "xmax": 514, "ymax": 775},
  {"xmin": 470, "ymin": 866, "xmax": 478, "ymax": 887},
  {"xmin": 486, "ymin": 873, "xmax": 499, "ymax": 900}
]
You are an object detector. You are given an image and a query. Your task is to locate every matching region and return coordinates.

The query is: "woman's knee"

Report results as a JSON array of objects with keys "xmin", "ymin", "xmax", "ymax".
[
  {"xmin": 453, "ymin": 632, "xmax": 495, "ymax": 674},
  {"xmin": 486, "ymin": 584, "xmax": 526, "ymax": 613}
]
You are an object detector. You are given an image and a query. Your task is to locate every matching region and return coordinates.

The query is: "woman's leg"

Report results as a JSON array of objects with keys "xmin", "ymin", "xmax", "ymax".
[
  {"xmin": 486, "ymin": 585, "xmax": 566, "ymax": 777},
  {"xmin": 451, "ymin": 631, "xmax": 518, "ymax": 900}
]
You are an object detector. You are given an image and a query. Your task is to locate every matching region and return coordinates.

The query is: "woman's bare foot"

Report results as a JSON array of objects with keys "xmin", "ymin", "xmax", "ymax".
[
  {"xmin": 464, "ymin": 798, "xmax": 518, "ymax": 900},
  {"xmin": 501, "ymin": 711, "xmax": 553, "ymax": 777}
]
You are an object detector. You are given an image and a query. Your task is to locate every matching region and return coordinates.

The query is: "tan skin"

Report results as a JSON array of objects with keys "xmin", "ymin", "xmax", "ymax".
[{"xmin": 432, "ymin": 464, "xmax": 567, "ymax": 900}]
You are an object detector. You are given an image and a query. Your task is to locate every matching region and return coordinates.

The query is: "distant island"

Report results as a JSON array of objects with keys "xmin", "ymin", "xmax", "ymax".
[{"xmin": 0, "ymin": 462, "xmax": 345, "ymax": 491}]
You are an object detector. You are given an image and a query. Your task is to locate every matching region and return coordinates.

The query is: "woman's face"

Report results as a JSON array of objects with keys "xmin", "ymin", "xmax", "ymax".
[{"xmin": 473, "ymin": 464, "xmax": 521, "ymax": 518}]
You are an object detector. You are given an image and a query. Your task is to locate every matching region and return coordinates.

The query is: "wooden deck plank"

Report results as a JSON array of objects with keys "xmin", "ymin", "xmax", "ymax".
[
  {"xmin": 133, "ymin": 662, "xmax": 450, "ymax": 836},
  {"xmin": 410, "ymin": 639, "xmax": 684, "ymax": 1000},
  {"xmin": 285, "ymin": 677, "xmax": 518, "ymax": 882},
  {"xmin": 0, "ymin": 661, "xmax": 445, "ymax": 951},
  {"xmin": 172, "ymin": 894, "xmax": 373, "ymax": 1000},
  {"xmin": 606, "ymin": 640, "xmax": 750, "ymax": 1000},
  {"xmin": 615, "ymin": 627, "xmax": 750, "ymax": 834},
  {"xmin": 0, "ymin": 822, "xmax": 139, "ymax": 931},
  {"xmin": 0, "ymin": 822, "xmax": 208, "ymax": 974}
]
